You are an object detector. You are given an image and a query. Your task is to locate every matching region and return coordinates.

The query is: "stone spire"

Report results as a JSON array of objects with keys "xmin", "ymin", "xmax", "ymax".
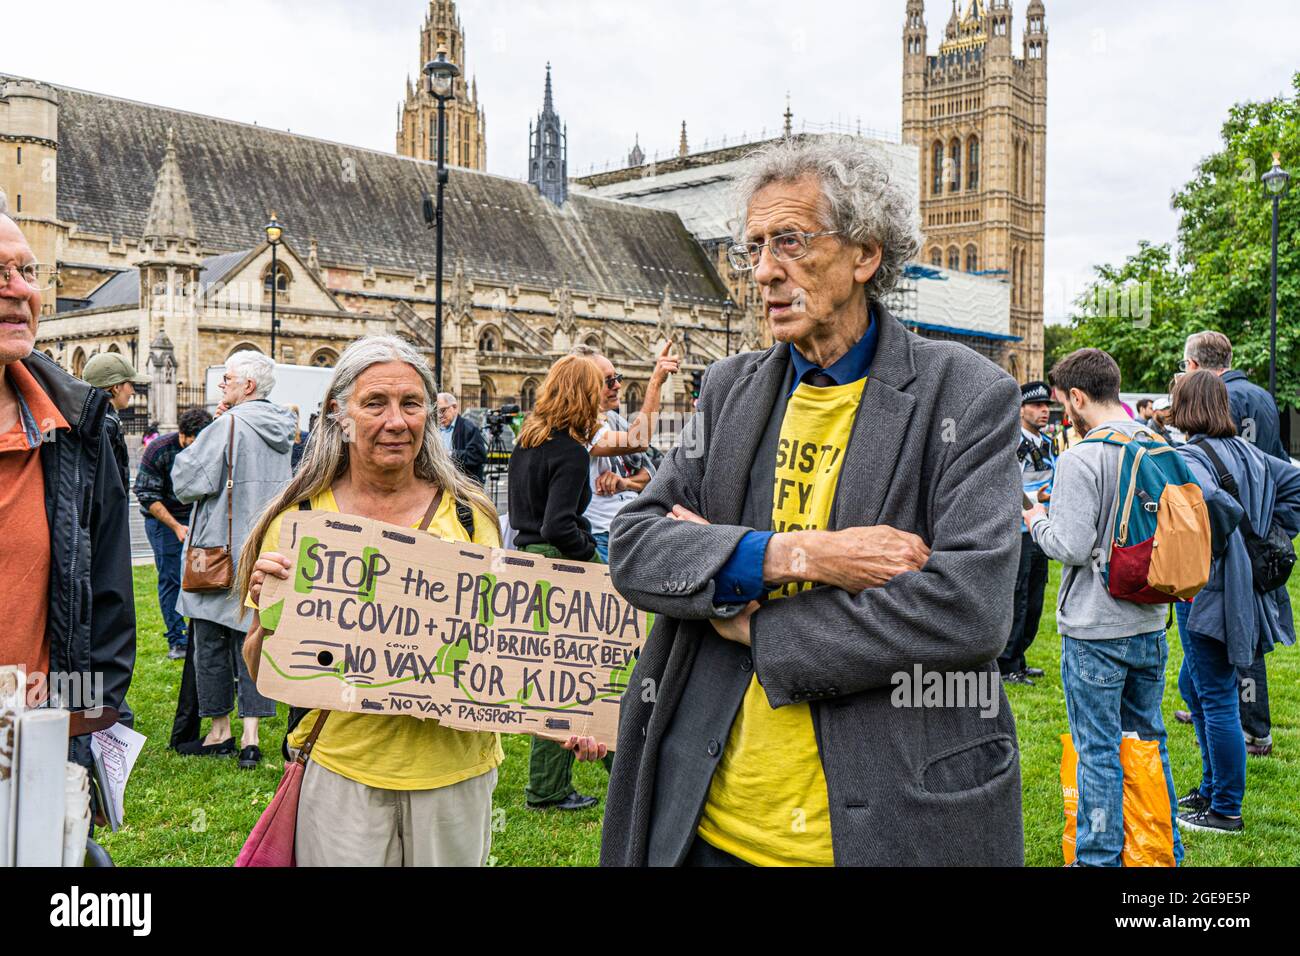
[
  {"xmin": 678, "ymin": 121, "xmax": 689, "ymax": 158},
  {"xmin": 628, "ymin": 134, "xmax": 645, "ymax": 168},
  {"xmin": 783, "ymin": 94, "xmax": 793, "ymax": 138},
  {"xmin": 528, "ymin": 63, "xmax": 568, "ymax": 205},
  {"xmin": 140, "ymin": 128, "xmax": 198, "ymax": 255}
]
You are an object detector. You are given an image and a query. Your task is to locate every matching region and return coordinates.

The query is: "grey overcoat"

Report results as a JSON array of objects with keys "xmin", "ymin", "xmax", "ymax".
[{"xmin": 603, "ymin": 308, "xmax": 1025, "ymax": 866}]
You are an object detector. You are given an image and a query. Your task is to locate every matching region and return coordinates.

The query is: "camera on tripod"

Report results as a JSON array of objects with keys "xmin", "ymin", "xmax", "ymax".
[{"xmin": 485, "ymin": 404, "xmax": 520, "ymax": 432}]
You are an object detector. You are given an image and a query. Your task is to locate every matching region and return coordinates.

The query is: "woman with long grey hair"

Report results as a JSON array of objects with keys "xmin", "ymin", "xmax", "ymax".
[{"xmin": 239, "ymin": 334, "xmax": 504, "ymax": 866}]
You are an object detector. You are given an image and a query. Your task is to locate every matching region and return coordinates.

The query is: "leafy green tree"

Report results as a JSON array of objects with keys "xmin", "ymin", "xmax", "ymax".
[
  {"xmin": 1071, "ymin": 73, "xmax": 1299, "ymax": 407},
  {"xmin": 1042, "ymin": 322, "xmax": 1076, "ymax": 377}
]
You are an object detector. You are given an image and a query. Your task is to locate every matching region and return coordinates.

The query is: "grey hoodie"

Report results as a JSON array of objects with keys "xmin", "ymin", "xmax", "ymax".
[
  {"xmin": 174, "ymin": 399, "xmax": 295, "ymax": 630},
  {"xmin": 1029, "ymin": 418, "xmax": 1167, "ymax": 640}
]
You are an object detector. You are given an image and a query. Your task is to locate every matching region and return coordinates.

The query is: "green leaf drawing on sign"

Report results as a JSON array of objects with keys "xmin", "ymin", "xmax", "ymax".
[{"xmin": 260, "ymin": 599, "xmax": 285, "ymax": 633}]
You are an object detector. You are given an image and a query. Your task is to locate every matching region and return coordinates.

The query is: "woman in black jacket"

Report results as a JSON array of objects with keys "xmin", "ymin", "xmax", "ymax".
[
  {"xmin": 508, "ymin": 353, "xmax": 610, "ymax": 810},
  {"xmin": 508, "ymin": 354, "xmax": 603, "ymax": 562}
]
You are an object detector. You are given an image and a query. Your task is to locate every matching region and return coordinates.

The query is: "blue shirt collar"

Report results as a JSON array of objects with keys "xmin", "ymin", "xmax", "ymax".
[{"xmin": 788, "ymin": 306, "xmax": 879, "ymax": 396}]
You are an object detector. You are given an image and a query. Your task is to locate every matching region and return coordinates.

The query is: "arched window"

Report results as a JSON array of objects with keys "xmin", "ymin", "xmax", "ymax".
[
  {"xmin": 545, "ymin": 161, "xmax": 556, "ymax": 182},
  {"xmin": 263, "ymin": 263, "xmax": 291, "ymax": 301},
  {"xmin": 965, "ymin": 245, "xmax": 979, "ymax": 273},
  {"xmin": 71, "ymin": 347, "xmax": 87, "ymax": 377},
  {"xmin": 310, "ymin": 348, "xmax": 339, "ymax": 368},
  {"xmin": 478, "ymin": 376, "xmax": 495, "ymax": 409},
  {"xmin": 967, "ymin": 136, "xmax": 980, "ymax": 190},
  {"xmin": 931, "ymin": 141, "xmax": 944, "ymax": 196},
  {"xmin": 584, "ymin": 333, "xmax": 602, "ymax": 351},
  {"xmin": 947, "ymin": 247, "xmax": 960, "ymax": 271},
  {"xmin": 948, "ymin": 138, "xmax": 962, "ymax": 192},
  {"xmin": 930, "ymin": 248, "xmax": 942, "ymax": 268},
  {"xmin": 227, "ymin": 342, "xmax": 263, "ymax": 359},
  {"xmin": 107, "ymin": 343, "xmax": 121, "ymax": 354},
  {"xmin": 1022, "ymin": 143, "xmax": 1031, "ymax": 198},
  {"xmin": 1020, "ymin": 250, "xmax": 1030, "ymax": 305},
  {"xmin": 623, "ymin": 382, "xmax": 643, "ymax": 411},
  {"xmin": 520, "ymin": 378, "xmax": 539, "ymax": 412},
  {"xmin": 478, "ymin": 329, "xmax": 499, "ymax": 353}
]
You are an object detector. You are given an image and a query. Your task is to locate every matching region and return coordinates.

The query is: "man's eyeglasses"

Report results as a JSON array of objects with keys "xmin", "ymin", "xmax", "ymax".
[
  {"xmin": 604, "ymin": 374, "xmax": 623, "ymax": 388},
  {"xmin": 726, "ymin": 231, "xmax": 840, "ymax": 272},
  {"xmin": 0, "ymin": 262, "xmax": 58, "ymax": 292}
]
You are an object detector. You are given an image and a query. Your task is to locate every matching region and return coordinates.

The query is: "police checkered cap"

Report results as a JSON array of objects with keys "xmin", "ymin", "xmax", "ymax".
[{"xmin": 1020, "ymin": 381, "xmax": 1050, "ymax": 404}]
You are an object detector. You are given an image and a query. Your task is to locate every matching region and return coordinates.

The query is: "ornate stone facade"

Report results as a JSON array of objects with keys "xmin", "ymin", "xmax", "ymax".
[
  {"xmin": 902, "ymin": 0, "xmax": 1048, "ymax": 381},
  {"xmin": 1, "ymin": 66, "xmax": 736, "ymax": 415},
  {"xmin": 396, "ymin": 0, "xmax": 487, "ymax": 170}
]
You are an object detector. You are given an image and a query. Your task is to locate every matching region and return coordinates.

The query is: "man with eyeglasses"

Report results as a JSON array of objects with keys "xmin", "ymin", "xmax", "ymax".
[
  {"xmin": 603, "ymin": 138, "xmax": 1024, "ymax": 866},
  {"xmin": 570, "ymin": 344, "xmax": 673, "ymax": 562},
  {"xmin": 0, "ymin": 200, "xmax": 136, "ymax": 804},
  {"xmin": 436, "ymin": 392, "xmax": 486, "ymax": 484}
]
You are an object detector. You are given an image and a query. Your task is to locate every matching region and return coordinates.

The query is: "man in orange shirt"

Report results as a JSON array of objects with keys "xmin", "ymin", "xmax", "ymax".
[{"xmin": 0, "ymin": 197, "xmax": 135, "ymax": 781}]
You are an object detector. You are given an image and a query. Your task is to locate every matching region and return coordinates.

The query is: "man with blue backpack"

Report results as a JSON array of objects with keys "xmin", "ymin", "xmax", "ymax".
[{"xmin": 1023, "ymin": 348, "xmax": 1211, "ymax": 867}]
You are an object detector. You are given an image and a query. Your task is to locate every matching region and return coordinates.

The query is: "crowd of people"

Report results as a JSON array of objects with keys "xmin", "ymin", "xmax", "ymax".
[{"xmin": 1, "ymin": 134, "xmax": 1297, "ymax": 867}]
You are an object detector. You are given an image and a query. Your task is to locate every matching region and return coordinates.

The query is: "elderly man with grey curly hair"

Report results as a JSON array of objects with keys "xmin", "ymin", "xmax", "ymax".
[{"xmin": 602, "ymin": 136, "xmax": 1026, "ymax": 866}]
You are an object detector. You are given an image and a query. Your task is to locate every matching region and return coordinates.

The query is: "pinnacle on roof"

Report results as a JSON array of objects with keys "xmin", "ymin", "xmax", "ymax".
[{"xmin": 141, "ymin": 127, "xmax": 198, "ymax": 251}]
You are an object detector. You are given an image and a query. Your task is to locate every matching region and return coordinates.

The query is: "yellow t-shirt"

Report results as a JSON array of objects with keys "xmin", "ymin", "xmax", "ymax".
[
  {"xmin": 696, "ymin": 378, "xmax": 866, "ymax": 866},
  {"xmin": 251, "ymin": 487, "xmax": 505, "ymax": 791}
]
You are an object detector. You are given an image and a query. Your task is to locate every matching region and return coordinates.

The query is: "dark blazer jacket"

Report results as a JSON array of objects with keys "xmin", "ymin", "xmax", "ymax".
[
  {"xmin": 1221, "ymin": 370, "xmax": 1289, "ymax": 463},
  {"xmin": 603, "ymin": 308, "xmax": 1025, "ymax": 866},
  {"xmin": 451, "ymin": 414, "xmax": 487, "ymax": 483}
]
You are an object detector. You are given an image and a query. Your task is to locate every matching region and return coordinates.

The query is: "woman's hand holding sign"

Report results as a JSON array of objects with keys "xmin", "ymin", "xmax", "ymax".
[{"xmin": 249, "ymin": 551, "xmax": 292, "ymax": 604}]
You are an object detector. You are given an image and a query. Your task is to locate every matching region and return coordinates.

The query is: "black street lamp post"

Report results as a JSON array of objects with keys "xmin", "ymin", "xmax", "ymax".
[
  {"xmin": 423, "ymin": 45, "xmax": 460, "ymax": 390},
  {"xmin": 1261, "ymin": 151, "xmax": 1291, "ymax": 401},
  {"xmin": 264, "ymin": 212, "xmax": 284, "ymax": 362}
]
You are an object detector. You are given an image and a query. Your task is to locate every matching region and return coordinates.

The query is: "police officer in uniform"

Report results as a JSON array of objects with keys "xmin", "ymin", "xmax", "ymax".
[{"xmin": 999, "ymin": 381, "xmax": 1056, "ymax": 685}]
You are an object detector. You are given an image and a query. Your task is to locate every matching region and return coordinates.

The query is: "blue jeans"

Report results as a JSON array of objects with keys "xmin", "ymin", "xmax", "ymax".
[
  {"xmin": 592, "ymin": 531, "xmax": 609, "ymax": 564},
  {"xmin": 145, "ymin": 515, "xmax": 187, "ymax": 648},
  {"xmin": 1174, "ymin": 604, "xmax": 1246, "ymax": 817},
  {"xmin": 1061, "ymin": 631, "xmax": 1184, "ymax": 867}
]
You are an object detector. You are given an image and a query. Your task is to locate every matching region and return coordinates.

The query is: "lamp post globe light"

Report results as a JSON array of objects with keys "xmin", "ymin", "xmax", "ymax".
[
  {"xmin": 265, "ymin": 212, "xmax": 284, "ymax": 362},
  {"xmin": 1261, "ymin": 152, "xmax": 1291, "ymax": 401},
  {"xmin": 423, "ymin": 44, "xmax": 460, "ymax": 391}
]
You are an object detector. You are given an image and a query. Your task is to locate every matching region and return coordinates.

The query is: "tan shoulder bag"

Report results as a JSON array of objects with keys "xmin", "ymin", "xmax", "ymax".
[{"xmin": 181, "ymin": 415, "xmax": 236, "ymax": 593}]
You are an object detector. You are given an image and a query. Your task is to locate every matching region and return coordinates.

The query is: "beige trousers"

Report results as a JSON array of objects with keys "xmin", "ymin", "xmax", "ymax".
[{"xmin": 295, "ymin": 761, "xmax": 498, "ymax": 867}]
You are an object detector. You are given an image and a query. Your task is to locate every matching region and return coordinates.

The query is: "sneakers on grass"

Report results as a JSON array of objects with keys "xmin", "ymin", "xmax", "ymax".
[{"xmin": 1177, "ymin": 808, "xmax": 1244, "ymax": 834}]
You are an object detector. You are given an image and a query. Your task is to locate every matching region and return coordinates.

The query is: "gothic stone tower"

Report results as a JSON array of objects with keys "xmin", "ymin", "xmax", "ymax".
[
  {"xmin": 0, "ymin": 79, "xmax": 61, "ymax": 315},
  {"xmin": 396, "ymin": 0, "xmax": 487, "ymax": 169},
  {"xmin": 528, "ymin": 64, "xmax": 567, "ymax": 206},
  {"xmin": 902, "ymin": 0, "xmax": 1048, "ymax": 381}
]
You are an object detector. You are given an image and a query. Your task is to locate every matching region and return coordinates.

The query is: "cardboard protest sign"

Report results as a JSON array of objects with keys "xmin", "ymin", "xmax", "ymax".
[{"xmin": 255, "ymin": 511, "xmax": 649, "ymax": 748}]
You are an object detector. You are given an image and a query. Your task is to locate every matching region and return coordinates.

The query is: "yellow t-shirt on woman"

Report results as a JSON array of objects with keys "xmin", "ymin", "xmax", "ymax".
[{"xmin": 251, "ymin": 487, "xmax": 505, "ymax": 791}]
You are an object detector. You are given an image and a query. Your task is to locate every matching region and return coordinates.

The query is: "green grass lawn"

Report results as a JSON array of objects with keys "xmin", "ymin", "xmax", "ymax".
[{"xmin": 101, "ymin": 563, "xmax": 1298, "ymax": 866}]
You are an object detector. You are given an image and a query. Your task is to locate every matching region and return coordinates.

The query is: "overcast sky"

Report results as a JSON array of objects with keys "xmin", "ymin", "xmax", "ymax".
[{"xmin": 8, "ymin": 0, "xmax": 1299, "ymax": 323}]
